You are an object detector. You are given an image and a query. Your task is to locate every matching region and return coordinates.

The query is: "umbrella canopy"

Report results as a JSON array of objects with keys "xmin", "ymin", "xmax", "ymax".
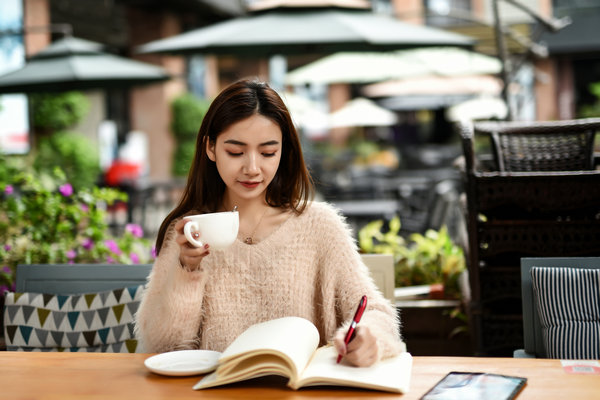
[
  {"xmin": 285, "ymin": 47, "xmax": 501, "ymax": 85},
  {"xmin": 137, "ymin": 7, "xmax": 474, "ymax": 57},
  {"xmin": 362, "ymin": 74, "xmax": 503, "ymax": 97},
  {"xmin": 446, "ymin": 96, "xmax": 508, "ymax": 122},
  {"xmin": 329, "ymin": 97, "xmax": 397, "ymax": 128},
  {"xmin": 0, "ymin": 37, "xmax": 170, "ymax": 94}
]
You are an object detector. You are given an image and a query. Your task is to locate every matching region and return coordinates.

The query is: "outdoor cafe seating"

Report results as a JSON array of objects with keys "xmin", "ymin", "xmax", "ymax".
[{"xmin": 458, "ymin": 117, "xmax": 600, "ymax": 357}]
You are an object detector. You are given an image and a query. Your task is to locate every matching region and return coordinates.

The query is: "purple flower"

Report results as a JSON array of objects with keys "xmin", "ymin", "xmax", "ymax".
[
  {"xmin": 80, "ymin": 203, "xmax": 89, "ymax": 212},
  {"xmin": 4, "ymin": 185, "xmax": 13, "ymax": 195},
  {"xmin": 2, "ymin": 265, "xmax": 11, "ymax": 274},
  {"xmin": 0, "ymin": 282, "xmax": 15, "ymax": 294},
  {"xmin": 130, "ymin": 252, "xmax": 140, "ymax": 264},
  {"xmin": 4, "ymin": 244, "xmax": 11, "ymax": 252},
  {"xmin": 82, "ymin": 238, "xmax": 94, "ymax": 250},
  {"xmin": 125, "ymin": 223, "xmax": 144, "ymax": 238},
  {"xmin": 66, "ymin": 249, "xmax": 76, "ymax": 259},
  {"xmin": 151, "ymin": 246, "xmax": 157, "ymax": 259},
  {"xmin": 59, "ymin": 183, "xmax": 73, "ymax": 197},
  {"xmin": 106, "ymin": 256, "xmax": 116, "ymax": 264},
  {"xmin": 104, "ymin": 239, "xmax": 122, "ymax": 255}
]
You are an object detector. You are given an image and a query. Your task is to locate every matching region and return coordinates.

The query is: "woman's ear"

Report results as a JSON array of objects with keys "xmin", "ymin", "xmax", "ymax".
[{"xmin": 206, "ymin": 138, "xmax": 216, "ymax": 162}]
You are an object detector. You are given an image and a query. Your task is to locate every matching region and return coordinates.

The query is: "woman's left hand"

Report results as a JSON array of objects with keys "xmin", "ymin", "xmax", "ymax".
[{"xmin": 333, "ymin": 325, "xmax": 380, "ymax": 367}]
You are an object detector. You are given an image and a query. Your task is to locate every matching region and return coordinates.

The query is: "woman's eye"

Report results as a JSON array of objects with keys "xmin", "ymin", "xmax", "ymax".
[
  {"xmin": 227, "ymin": 151, "xmax": 243, "ymax": 157},
  {"xmin": 262, "ymin": 152, "xmax": 277, "ymax": 157}
]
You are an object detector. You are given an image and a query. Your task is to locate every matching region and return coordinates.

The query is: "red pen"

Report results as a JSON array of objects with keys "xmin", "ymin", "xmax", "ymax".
[{"xmin": 337, "ymin": 295, "xmax": 367, "ymax": 364}]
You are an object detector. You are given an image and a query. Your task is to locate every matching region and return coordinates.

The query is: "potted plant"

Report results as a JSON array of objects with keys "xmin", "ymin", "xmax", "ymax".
[{"xmin": 358, "ymin": 217, "xmax": 471, "ymax": 355}]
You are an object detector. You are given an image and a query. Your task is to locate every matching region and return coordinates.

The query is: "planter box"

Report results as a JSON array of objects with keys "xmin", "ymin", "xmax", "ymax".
[{"xmin": 396, "ymin": 299, "xmax": 472, "ymax": 356}]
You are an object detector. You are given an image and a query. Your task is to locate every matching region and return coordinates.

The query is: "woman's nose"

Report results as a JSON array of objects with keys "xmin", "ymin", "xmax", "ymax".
[{"xmin": 244, "ymin": 153, "xmax": 260, "ymax": 174}]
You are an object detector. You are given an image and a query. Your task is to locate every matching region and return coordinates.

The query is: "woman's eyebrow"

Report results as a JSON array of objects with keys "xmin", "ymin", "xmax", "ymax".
[
  {"xmin": 260, "ymin": 140, "xmax": 280, "ymax": 146},
  {"xmin": 223, "ymin": 139, "xmax": 280, "ymax": 146}
]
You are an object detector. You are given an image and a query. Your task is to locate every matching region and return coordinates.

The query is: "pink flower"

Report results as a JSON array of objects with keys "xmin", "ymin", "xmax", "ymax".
[
  {"xmin": 0, "ymin": 282, "xmax": 15, "ymax": 293},
  {"xmin": 130, "ymin": 252, "xmax": 140, "ymax": 264},
  {"xmin": 59, "ymin": 183, "xmax": 73, "ymax": 197},
  {"xmin": 106, "ymin": 256, "xmax": 116, "ymax": 264},
  {"xmin": 2, "ymin": 265, "xmax": 11, "ymax": 274},
  {"xmin": 66, "ymin": 249, "xmax": 76, "ymax": 259},
  {"xmin": 151, "ymin": 246, "xmax": 157, "ymax": 259},
  {"xmin": 105, "ymin": 239, "xmax": 122, "ymax": 255},
  {"xmin": 4, "ymin": 185, "xmax": 13, "ymax": 195},
  {"xmin": 125, "ymin": 223, "xmax": 144, "ymax": 238},
  {"xmin": 80, "ymin": 203, "xmax": 89, "ymax": 212},
  {"xmin": 4, "ymin": 244, "xmax": 11, "ymax": 252},
  {"xmin": 82, "ymin": 238, "xmax": 94, "ymax": 250}
]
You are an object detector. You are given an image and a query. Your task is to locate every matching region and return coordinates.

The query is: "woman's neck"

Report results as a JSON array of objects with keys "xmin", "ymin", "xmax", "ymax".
[{"xmin": 222, "ymin": 193, "xmax": 269, "ymax": 215}]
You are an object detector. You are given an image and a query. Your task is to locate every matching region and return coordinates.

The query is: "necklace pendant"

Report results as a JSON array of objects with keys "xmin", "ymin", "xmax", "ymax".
[{"xmin": 244, "ymin": 237, "xmax": 253, "ymax": 244}]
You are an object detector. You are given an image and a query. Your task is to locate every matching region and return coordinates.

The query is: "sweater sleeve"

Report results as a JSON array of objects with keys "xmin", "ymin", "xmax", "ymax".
[
  {"xmin": 316, "ymin": 203, "xmax": 406, "ymax": 360},
  {"xmin": 134, "ymin": 223, "xmax": 208, "ymax": 353}
]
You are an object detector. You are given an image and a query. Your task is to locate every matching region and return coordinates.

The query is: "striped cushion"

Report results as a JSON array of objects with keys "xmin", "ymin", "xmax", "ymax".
[
  {"xmin": 531, "ymin": 267, "xmax": 600, "ymax": 359},
  {"xmin": 3, "ymin": 285, "xmax": 145, "ymax": 353}
]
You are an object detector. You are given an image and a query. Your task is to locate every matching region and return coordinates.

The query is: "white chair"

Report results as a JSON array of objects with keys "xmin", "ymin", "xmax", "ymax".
[{"xmin": 361, "ymin": 253, "xmax": 395, "ymax": 303}]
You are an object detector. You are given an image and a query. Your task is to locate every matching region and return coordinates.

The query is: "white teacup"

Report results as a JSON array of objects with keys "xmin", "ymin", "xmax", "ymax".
[{"xmin": 183, "ymin": 211, "xmax": 239, "ymax": 250}]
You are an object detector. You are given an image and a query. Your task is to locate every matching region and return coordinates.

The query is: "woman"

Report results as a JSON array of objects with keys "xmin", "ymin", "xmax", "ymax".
[{"xmin": 135, "ymin": 79, "xmax": 404, "ymax": 367}]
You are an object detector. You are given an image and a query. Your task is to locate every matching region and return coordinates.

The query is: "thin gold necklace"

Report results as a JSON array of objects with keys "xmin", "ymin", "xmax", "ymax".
[{"xmin": 244, "ymin": 207, "xmax": 269, "ymax": 245}]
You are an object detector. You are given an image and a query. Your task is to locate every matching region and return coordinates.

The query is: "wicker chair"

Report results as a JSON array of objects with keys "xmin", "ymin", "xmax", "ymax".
[
  {"xmin": 473, "ymin": 118, "xmax": 599, "ymax": 172},
  {"xmin": 458, "ymin": 118, "xmax": 600, "ymax": 356}
]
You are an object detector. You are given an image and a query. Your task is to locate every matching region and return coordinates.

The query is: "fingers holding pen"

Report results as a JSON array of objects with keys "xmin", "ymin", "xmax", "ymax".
[{"xmin": 334, "ymin": 326, "xmax": 379, "ymax": 367}]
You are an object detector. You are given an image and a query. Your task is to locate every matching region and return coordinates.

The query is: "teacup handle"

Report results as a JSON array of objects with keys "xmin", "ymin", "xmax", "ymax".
[{"xmin": 184, "ymin": 220, "xmax": 204, "ymax": 248}]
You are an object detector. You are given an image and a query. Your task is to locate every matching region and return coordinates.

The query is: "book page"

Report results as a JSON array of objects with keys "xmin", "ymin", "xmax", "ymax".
[
  {"xmin": 220, "ymin": 317, "xmax": 319, "ymax": 376},
  {"xmin": 194, "ymin": 317, "xmax": 320, "ymax": 390},
  {"xmin": 292, "ymin": 346, "xmax": 412, "ymax": 393}
]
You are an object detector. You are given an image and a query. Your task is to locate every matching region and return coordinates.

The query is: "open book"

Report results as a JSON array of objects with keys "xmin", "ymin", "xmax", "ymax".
[{"xmin": 193, "ymin": 316, "xmax": 412, "ymax": 393}]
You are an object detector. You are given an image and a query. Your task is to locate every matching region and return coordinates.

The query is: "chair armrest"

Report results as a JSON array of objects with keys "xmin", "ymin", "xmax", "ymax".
[{"xmin": 513, "ymin": 349, "xmax": 536, "ymax": 358}]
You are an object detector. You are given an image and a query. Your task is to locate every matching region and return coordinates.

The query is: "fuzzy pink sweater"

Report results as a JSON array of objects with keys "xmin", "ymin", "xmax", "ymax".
[{"xmin": 135, "ymin": 201, "xmax": 404, "ymax": 359}]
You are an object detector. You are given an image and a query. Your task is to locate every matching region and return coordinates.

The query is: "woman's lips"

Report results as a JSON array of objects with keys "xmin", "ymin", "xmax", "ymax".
[{"xmin": 240, "ymin": 181, "xmax": 260, "ymax": 188}]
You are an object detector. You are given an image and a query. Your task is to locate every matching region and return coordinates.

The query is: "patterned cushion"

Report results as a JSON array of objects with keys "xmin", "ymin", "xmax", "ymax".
[
  {"xmin": 3, "ymin": 285, "xmax": 145, "ymax": 353},
  {"xmin": 531, "ymin": 267, "xmax": 600, "ymax": 359}
]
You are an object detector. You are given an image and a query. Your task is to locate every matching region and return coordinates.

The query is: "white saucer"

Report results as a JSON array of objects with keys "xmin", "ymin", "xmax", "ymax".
[{"xmin": 144, "ymin": 350, "xmax": 222, "ymax": 376}]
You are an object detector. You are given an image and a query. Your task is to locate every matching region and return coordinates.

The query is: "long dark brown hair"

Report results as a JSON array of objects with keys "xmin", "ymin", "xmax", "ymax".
[{"xmin": 155, "ymin": 78, "xmax": 314, "ymax": 254}]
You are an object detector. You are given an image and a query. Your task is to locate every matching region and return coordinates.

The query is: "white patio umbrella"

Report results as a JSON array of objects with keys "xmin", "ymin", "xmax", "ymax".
[
  {"xmin": 446, "ymin": 96, "xmax": 508, "ymax": 122},
  {"xmin": 285, "ymin": 47, "xmax": 501, "ymax": 85},
  {"xmin": 362, "ymin": 75, "xmax": 503, "ymax": 97},
  {"xmin": 281, "ymin": 91, "xmax": 329, "ymax": 137},
  {"xmin": 329, "ymin": 97, "xmax": 397, "ymax": 128}
]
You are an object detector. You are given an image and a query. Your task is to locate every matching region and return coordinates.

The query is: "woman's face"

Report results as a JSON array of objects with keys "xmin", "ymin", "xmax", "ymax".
[{"xmin": 207, "ymin": 113, "xmax": 283, "ymax": 204}]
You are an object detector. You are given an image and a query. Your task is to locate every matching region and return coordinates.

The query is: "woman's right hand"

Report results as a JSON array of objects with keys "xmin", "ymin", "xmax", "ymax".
[{"xmin": 175, "ymin": 218, "xmax": 210, "ymax": 271}]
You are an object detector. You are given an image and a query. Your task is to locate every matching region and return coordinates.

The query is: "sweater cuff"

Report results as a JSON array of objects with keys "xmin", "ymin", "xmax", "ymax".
[{"xmin": 177, "ymin": 259, "xmax": 205, "ymax": 275}]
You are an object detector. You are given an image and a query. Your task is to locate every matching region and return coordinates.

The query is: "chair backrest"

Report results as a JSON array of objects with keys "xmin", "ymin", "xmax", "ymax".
[
  {"xmin": 520, "ymin": 257, "xmax": 600, "ymax": 358},
  {"xmin": 15, "ymin": 263, "xmax": 153, "ymax": 294},
  {"xmin": 361, "ymin": 254, "xmax": 395, "ymax": 303},
  {"xmin": 4, "ymin": 264, "xmax": 152, "ymax": 353},
  {"xmin": 473, "ymin": 119, "xmax": 599, "ymax": 172}
]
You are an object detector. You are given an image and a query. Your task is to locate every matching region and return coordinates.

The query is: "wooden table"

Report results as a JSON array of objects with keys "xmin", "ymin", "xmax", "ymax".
[{"xmin": 1, "ymin": 352, "xmax": 598, "ymax": 400}]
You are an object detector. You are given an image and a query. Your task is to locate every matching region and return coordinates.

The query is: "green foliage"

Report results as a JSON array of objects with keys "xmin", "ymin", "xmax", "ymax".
[
  {"xmin": 171, "ymin": 94, "xmax": 210, "ymax": 140},
  {"xmin": 0, "ymin": 155, "xmax": 156, "ymax": 293},
  {"xmin": 172, "ymin": 142, "xmax": 197, "ymax": 177},
  {"xmin": 34, "ymin": 131, "xmax": 101, "ymax": 190},
  {"xmin": 359, "ymin": 217, "xmax": 466, "ymax": 299},
  {"xmin": 30, "ymin": 92, "xmax": 90, "ymax": 131},
  {"xmin": 578, "ymin": 82, "xmax": 600, "ymax": 118},
  {"xmin": 170, "ymin": 93, "xmax": 210, "ymax": 177}
]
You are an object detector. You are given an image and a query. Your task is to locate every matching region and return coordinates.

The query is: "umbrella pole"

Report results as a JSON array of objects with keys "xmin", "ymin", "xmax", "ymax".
[{"xmin": 491, "ymin": 0, "xmax": 513, "ymax": 121}]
